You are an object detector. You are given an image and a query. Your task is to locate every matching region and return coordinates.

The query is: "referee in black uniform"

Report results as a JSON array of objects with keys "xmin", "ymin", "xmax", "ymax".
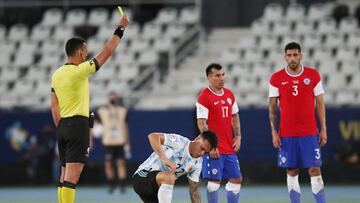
[{"xmin": 51, "ymin": 14, "xmax": 129, "ymax": 203}]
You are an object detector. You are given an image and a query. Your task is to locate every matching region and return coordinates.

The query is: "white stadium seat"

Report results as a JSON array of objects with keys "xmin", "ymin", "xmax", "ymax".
[
  {"xmin": 40, "ymin": 8, "xmax": 63, "ymax": 27},
  {"xmin": 64, "ymin": 9, "xmax": 87, "ymax": 26},
  {"xmin": 88, "ymin": 8, "xmax": 109, "ymax": 26}
]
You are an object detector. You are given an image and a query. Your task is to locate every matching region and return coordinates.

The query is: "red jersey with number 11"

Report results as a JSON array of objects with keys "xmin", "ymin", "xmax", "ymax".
[{"xmin": 268, "ymin": 66, "xmax": 325, "ymax": 137}]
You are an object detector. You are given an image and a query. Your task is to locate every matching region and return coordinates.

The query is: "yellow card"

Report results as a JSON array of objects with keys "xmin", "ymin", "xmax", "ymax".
[{"xmin": 118, "ymin": 6, "xmax": 125, "ymax": 16}]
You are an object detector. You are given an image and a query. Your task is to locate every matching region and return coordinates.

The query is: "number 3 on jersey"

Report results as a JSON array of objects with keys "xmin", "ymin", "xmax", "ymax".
[
  {"xmin": 292, "ymin": 85, "xmax": 298, "ymax": 96},
  {"xmin": 221, "ymin": 106, "xmax": 228, "ymax": 118}
]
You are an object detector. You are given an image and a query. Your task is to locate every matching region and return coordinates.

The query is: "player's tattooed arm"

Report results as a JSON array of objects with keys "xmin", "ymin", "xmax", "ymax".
[
  {"xmin": 188, "ymin": 179, "xmax": 201, "ymax": 203},
  {"xmin": 269, "ymin": 97, "xmax": 281, "ymax": 149},
  {"xmin": 197, "ymin": 118, "xmax": 208, "ymax": 133},
  {"xmin": 232, "ymin": 113, "xmax": 241, "ymax": 137},
  {"xmin": 268, "ymin": 97, "xmax": 278, "ymax": 133}
]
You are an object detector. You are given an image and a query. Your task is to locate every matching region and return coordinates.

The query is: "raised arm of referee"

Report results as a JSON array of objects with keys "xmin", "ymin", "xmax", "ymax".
[{"xmin": 51, "ymin": 13, "xmax": 129, "ymax": 203}]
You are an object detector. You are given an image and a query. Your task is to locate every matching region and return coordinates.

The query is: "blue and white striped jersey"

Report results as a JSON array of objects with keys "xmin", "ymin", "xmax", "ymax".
[{"xmin": 134, "ymin": 133, "xmax": 202, "ymax": 182}]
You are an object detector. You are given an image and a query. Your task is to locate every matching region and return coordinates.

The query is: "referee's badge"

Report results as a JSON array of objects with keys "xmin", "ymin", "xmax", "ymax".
[{"xmin": 304, "ymin": 78, "xmax": 311, "ymax": 85}]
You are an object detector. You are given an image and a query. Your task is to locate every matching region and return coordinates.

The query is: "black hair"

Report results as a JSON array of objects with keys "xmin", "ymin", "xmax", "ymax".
[
  {"xmin": 201, "ymin": 130, "xmax": 218, "ymax": 149},
  {"xmin": 206, "ymin": 63, "xmax": 223, "ymax": 76},
  {"xmin": 284, "ymin": 42, "xmax": 302, "ymax": 53},
  {"xmin": 65, "ymin": 37, "xmax": 86, "ymax": 56}
]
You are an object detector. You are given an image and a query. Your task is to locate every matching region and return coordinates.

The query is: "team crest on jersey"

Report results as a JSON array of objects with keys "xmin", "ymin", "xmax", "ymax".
[
  {"xmin": 227, "ymin": 98, "xmax": 232, "ymax": 105},
  {"xmin": 212, "ymin": 169, "xmax": 218, "ymax": 175},
  {"xmin": 281, "ymin": 156, "xmax": 286, "ymax": 163},
  {"xmin": 169, "ymin": 134, "xmax": 177, "ymax": 142},
  {"xmin": 303, "ymin": 78, "xmax": 311, "ymax": 85}
]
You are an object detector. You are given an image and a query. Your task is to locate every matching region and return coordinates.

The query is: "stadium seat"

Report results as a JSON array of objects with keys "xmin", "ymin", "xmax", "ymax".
[
  {"xmin": 8, "ymin": 81, "xmax": 35, "ymax": 97},
  {"xmin": 250, "ymin": 19, "xmax": 270, "ymax": 35},
  {"xmin": 64, "ymin": 9, "xmax": 87, "ymax": 26},
  {"xmin": 316, "ymin": 17, "xmax": 337, "ymax": 35},
  {"xmin": 0, "ymin": 96, "xmax": 18, "ymax": 109},
  {"xmin": 128, "ymin": 38, "xmax": 149, "ymax": 53},
  {"xmin": 93, "ymin": 66, "xmax": 116, "ymax": 82},
  {"xmin": 39, "ymin": 39, "xmax": 63, "ymax": 55},
  {"xmin": 153, "ymin": 36, "xmax": 172, "ymax": 52},
  {"xmin": 338, "ymin": 16, "xmax": 358, "ymax": 35},
  {"xmin": 258, "ymin": 34, "xmax": 278, "ymax": 50},
  {"xmin": 272, "ymin": 20, "xmax": 292, "ymax": 36},
  {"xmin": 117, "ymin": 63, "xmax": 139, "ymax": 82},
  {"xmin": 285, "ymin": 4, "xmax": 306, "ymax": 22},
  {"xmin": 52, "ymin": 25, "xmax": 73, "ymax": 41},
  {"xmin": 323, "ymin": 33, "xmax": 344, "ymax": 49},
  {"xmin": 33, "ymin": 80, "xmax": 51, "ymax": 97},
  {"xmin": 0, "ymin": 24, "xmax": 6, "ymax": 39},
  {"xmin": 262, "ymin": 3, "xmax": 284, "ymax": 22},
  {"xmin": 12, "ymin": 51, "xmax": 34, "ymax": 67},
  {"xmin": 311, "ymin": 47, "xmax": 332, "ymax": 61},
  {"xmin": 17, "ymin": 40, "xmax": 39, "ymax": 54},
  {"xmin": 220, "ymin": 48, "xmax": 240, "ymax": 66},
  {"xmin": 8, "ymin": 24, "xmax": 29, "ymax": 41},
  {"xmin": 307, "ymin": 3, "xmax": 329, "ymax": 22},
  {"xmin": 236, "ymin": 75, "xmax": 258, "ymax": 93},
  {"xmin": 236, "ymin": 36, "xmax": 257, "ymax": 50},
  {"xmin": 163, "ymin": 23, "xmax": 186, "ymax": 41},
  {"xmin": 0, "ymin": 68, "xmax": 19, "ymax": 83},
  {"xmin": 0, "ymin": 52, "xmax": 12, "ymax": 67},
  {"xmin": 23, "ymin": 66, "xmax": 49, "ymax": 82},
  {"xmin": 345, "ymin": 32, "xmax": 360, "ymax": 48},
  {"xmin": 40, "ymin": 8, "xmax": 63, "ymax": 27},
  {"xmin": 317, "ymin": 59, "xmax": 339, "ymax": 75},
  {"xmin": 88, "ymin": 8, "xmax": 109, "ymax": 26},
  {"xmin": 340, "ymin": 60, "xmax": 359, "ymax": 76},
  {"xmin": 114, "ymin": 51, "xmax": 135, "ymax": 67},
  {"xmin": 348, "ymin": 73, "xmax": 360, "ymax": 91},
  {"xmin": 141, "ymin": 22, "xmax": 162, "ymax": 40},
  {"xmin": 335, "ymin": 46, "xmax": 356, "ymax": 61},
  {"xmin": 87, "ymin": 37, "xmax": 106, "ymax": 55},
  {"xmin": 30, "ymin": 25, "xmax": 51, "ymax": 42},
  {"xmin": 293, "ymin": 19, "xmax": 315, "ymax": 36},
  {"xmin": 37, "ymin": 52, "xmax": 63, "ymax": 68},
  {"xmin": 335, "ymin": 91, "xmax": 357, "ymax": 106},
  {"xmin": 138, "ymin": 51, "xmax": 159, "ymax": 67},
  {"xmin": 325, "ymin": 73, "xmax": 348, "ymax": 91},
  {"xmin": 178, "ymin": 6, "xmax": 199, "ymax": 25},
  {"xmin": 243, "ymin": 48, "xmax": 262, "ymax": 63},
  {"xmin": 154, "ymin": 7, "xmax": 178, "ymax": 25}
]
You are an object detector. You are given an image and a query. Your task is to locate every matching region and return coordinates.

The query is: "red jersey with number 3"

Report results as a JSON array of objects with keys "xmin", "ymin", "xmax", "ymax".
[
  {"xmin": 268, "ymin": 66, "xmax": 325, "ymax": 137},
  {"xmin": 196, "ymin": 87, "xmax": 239, "ymax": 154}
]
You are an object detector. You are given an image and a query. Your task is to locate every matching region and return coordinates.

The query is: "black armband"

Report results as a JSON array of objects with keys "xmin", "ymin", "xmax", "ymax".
[{"xmin": 114, "ymin": 26, "xmax": 125, "ymax": 38}]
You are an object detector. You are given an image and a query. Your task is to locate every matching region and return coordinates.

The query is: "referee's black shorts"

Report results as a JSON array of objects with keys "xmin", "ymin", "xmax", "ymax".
[
  {"xmin": 133, "ymin": 170, "xmax": 160, "ymax": 203},
  {"xmin": 57, "ymin": 115, "xmax": 90, "ymax": 166}
]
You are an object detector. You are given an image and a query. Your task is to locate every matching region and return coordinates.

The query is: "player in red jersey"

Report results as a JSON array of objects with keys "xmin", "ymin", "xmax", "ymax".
[
  {"xmin": 269, "ymin": 42, "xmax": 327, "ymax": 203},
  {"xmin": 196, "ymin": 63, "xmax": 242, "ymax": 203}
]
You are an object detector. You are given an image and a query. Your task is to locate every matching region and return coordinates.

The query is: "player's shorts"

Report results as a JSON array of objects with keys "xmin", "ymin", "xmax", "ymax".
[
  {"xmin": 202, "ymin": 153, "xmax": 241, "ymax": 180},
  {"xmin": 278, "ymin": 135, "xmax": 322, "ymax": 169},
  {"xmin": 57, "ymin": 116, "xmax": 90, "ymax": 166},
  {"xmin": 133, "ymin": 170, "xmax": 160, "ymax": 203},
  {"xmin": 104, "ymin": 145, "xmax": 125, "ymax": 160}
]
